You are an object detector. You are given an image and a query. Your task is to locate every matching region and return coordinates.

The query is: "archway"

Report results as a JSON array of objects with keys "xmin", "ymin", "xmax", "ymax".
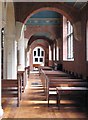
[
  {"xmin": 14, "ymin": 3, "xmax": 79, "ymax": 23},
  {"xmin": 29, "ymin": 39, "xmax": 49, "ymax": 71}
]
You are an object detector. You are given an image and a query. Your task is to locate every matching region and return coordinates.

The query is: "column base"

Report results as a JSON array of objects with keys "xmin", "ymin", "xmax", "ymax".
[{"xmin": 0, "ymin": 108, "xmax": 3, "ymax": 117}]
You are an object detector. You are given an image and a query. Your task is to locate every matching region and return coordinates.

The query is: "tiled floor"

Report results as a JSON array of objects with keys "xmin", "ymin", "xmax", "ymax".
[{"xmin": 2, "ymin": 72, "xmax": 88, "ymax": 119}]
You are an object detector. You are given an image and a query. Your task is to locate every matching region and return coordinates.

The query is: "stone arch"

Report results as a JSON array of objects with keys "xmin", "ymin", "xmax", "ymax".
[
  {"xmin": 29, "ymin": 39, "xmax": 49, "ymax": 70},
  {"xmin": 22, "ymin": 3, "xmax": 79, "ymax": 24},
  {"xmin": 17, "ymin": 2, "xmax": 81, "ymax": 47},
  {"xmin": 23, "ymin": 5, "xmax": 80, "ymax": 41},
  {"xmin": 24, "ymin": 26, "xmax": 56, "ymax": 41},
  {"xmin": 27, "ymin": 35, "xmax": 53, "ymax": 50},
  {"xmin": 31, "ymin": 42, "xmax": 48, "ymax": 52}
]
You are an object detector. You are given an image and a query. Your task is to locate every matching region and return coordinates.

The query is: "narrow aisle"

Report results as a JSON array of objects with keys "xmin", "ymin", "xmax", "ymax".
[{"xmin": 2, "ymin": 72, "xmax": 88, "ymax": 119}]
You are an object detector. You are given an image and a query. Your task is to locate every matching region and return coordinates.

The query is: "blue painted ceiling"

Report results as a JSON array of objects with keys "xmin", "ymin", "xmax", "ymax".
[
  {"xmin": 26, "ymin": 10, "xmax": 62, "ymax": 25},
  {"xmin": 30, "ymin": 10, "xmax": 61, "ymax": 18}
]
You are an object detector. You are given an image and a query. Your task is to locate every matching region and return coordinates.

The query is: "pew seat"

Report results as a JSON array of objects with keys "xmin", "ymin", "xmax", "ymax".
[
  {"xmin": 47, "ymin": 78, "xmax": 88, "ymax": 107},
  {"xmin": 56, "ymin": 86, "xmax": 88, "ymax": 109}
]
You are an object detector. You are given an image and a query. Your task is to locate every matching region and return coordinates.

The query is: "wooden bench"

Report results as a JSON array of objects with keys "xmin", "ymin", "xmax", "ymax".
[
  {"xmin": 2, "ymin": 79, "xmax": 21, "ymax": 107},
  {"xmin": 39, "ymin": 66, "xmax": 53, "ymax": 76},
  {"xmin": 40, "ymin": 69, "xmax": 75, "ymax": 94},
  {"xmin": 40, "ymin": 69, "xmax": 88, "ymax": 107},
  {"xmin": 56, "ymin": 86, "xmax": 88, "ymax": 109},
  {"xmin": 46, "ymin": 76, "xmax": 88, "ymax": 106},
  {"xmin": 40, "ymin": 69, "xmax": 69, "ymax": 87}
]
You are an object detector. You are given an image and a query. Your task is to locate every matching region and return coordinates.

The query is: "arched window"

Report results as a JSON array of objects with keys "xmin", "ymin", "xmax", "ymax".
[
  {"xmin": 56, "ymin": 40, "xmax": 59, "ymax": 61},
  {"xmin": 63, "ymin": 16, "xmax": 74, "ymax": 61},
  {"xmin": 53, "ymin": 44, "xmax": 55, "ymax": 61},
  {"xmin": 86, "ymin": 20, "xmax": 88, "ymax": 61},
  {"xmin": 67, "ymin": 20, "xmax": 74, "ymax": 59},
  {"xmin": 33, "ymin": 46, "xmax": 45, "ymax": 66}
]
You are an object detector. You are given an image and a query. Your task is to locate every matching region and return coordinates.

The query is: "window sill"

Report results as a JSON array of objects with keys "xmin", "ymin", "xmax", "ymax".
[{"xmin": 63, "ymin": 58, "xmax": 74, "ymax": 61}]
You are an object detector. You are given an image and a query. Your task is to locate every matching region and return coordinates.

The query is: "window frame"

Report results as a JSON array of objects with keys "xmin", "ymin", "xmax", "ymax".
[
  {"xmin": 67, "ymin": 20, "xmax": 74, "ymax": 60},
  {"xmin": 33, "ymin": 46, "xmax": 45, "ymax": 65},
  {"xmin": 86, "ymin": 20, "xmax": 88, "ymax": 61}
]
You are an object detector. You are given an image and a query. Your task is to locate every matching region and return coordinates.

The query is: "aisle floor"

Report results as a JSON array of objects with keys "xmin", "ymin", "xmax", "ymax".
[{"xmin": 1, "ymin": 72, "xmax": 88, "ymax": 119}]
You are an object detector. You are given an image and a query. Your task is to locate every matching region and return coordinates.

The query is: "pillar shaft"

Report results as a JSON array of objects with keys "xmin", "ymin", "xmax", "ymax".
[
  {"xmin": 0, "ymin": 28, "xmax": 3, "ymax": 117},
  {"xmin": 3, "ymin": 36, "xmax": 17, "ymax": 79},
  {"xmin": 18, "ymin": 37, "xmax": 25, "ymax": 71},
  {"xmin": 0, "ymin": 1, "xmax": 4, "ymax": 117}
]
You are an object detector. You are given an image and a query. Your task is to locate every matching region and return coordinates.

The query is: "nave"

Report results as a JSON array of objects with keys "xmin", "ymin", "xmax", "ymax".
[{"xmin": 1, "ymin": 72, "xmax": 88, "ymax": 119}]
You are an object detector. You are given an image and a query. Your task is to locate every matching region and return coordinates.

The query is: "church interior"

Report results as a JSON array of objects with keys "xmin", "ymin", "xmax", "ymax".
[{"xmin": 0, "ymin": 1, "xmax": 88, "ymax": 119}]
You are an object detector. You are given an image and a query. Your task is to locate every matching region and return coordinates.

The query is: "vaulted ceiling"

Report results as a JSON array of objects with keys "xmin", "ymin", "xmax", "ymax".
[
  {"xmin": 25, "ymin": 10, "xmax": 61, "ymax": 26},
  {"xmin": 14, "ymin": 1, "xmax": 88, "ymax": 46},
  {"xmin": 14, "ymin": 2, "xmax": 87, "ymax": 23}
]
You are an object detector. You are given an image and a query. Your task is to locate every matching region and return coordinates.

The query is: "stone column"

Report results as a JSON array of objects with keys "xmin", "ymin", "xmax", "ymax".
[
  {"xmin": 0, "ymin": 1, "xmax": 3, "ymax": 117},
  {"xmin": 3, "ymin": 2, "xmax": 17, "ymax": 79},
  {"xmin": 3, "ymin": 35, "xmax": 17, "ymax": 79},
  {"xmin": 50, "ymin": 44, "xmax": 54, "ymax": 67},
  {"xmin": 27, "ymin": 51, "xmax": 30, "ymax": 67},
  {"xmin": 18, "ymin": 36, "xmax": 25, "ymax": 71},
  {"xmin": 0, "ymin": 28, "xmax": 4, "ymax": 117}
]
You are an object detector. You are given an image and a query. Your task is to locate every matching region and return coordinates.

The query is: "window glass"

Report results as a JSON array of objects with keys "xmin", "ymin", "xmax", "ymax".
[
  {"xmin": 35, "ymin": 58, "xmax": 38, "ymax": 62},
  {"xmin": 67, "ymin": 20, "xmax": 74, "ymax": 59},
  {"xmin": 34, "ymin": 51, "xmax": 36, "ymax": 56},
  {"xmin": 38, "ymin": 48, "xmax": 40, "ymax": 56},
  {"xmin": 41, "ymin": 51, "xmax": 44, "ymax": 56},
  {"xmin": 33, "ymin": 46, "xmax": 45, "ymax": 66},
  {"xmin": 40, "ymin": 58, "xmax": 43, "ymax": 62}
]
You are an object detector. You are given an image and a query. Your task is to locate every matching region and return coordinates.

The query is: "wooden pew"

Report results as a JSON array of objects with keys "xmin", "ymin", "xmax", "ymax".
[
  {"xmin": 56, "ymin": 86, "xmax": 88, "ymax": 109},
  {"xmin": 2, "ymin": 79, "xmax": 21, "ymax": 107},
  {"xmin": 42, "ymin": 70, "xmax": 67, "ymax": 75},
  {"xmin": 40, "ymin": 69, "xmax": 88, "ymax": 107},
  {"xmin": 41, "ymin": 69, "xmax": 72, "ymax": 87},
  {"xmin": 39, "ymin": 66, "xmax": 53, "ymax": 76},
  {"xmin": 40, "ymin": 69, "xmax": 73, "ymax": 94},
  {"xmin": 46, "ymin": 77, "xmax": 88, "ymax": 107}
]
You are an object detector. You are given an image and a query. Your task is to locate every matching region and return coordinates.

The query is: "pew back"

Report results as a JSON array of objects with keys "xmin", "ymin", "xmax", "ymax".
[{"xmin": 2, "ymin": 79, "xmax": 21, "ymax": 107}]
